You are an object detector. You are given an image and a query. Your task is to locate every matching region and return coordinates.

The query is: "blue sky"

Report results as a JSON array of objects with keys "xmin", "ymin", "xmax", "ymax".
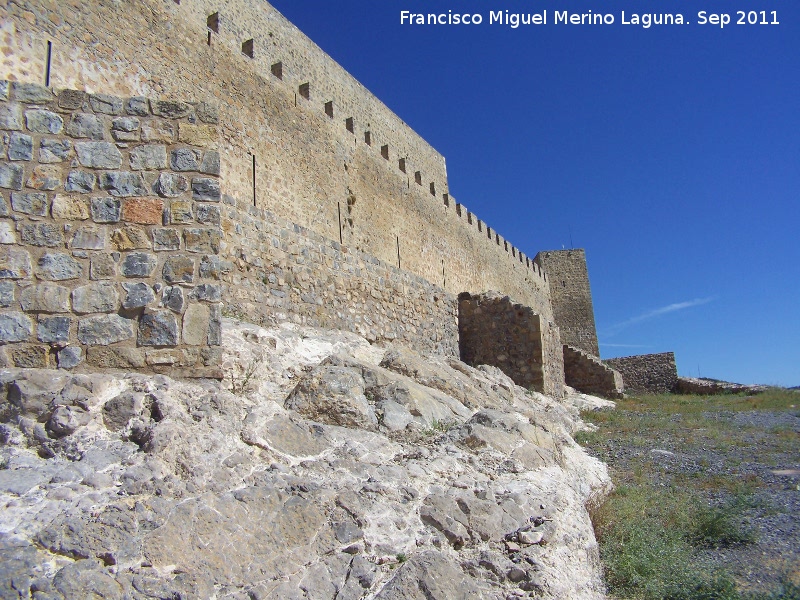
[{"xmin": 268, "ymin": 0, "xmax": 800, "ymax": 386}]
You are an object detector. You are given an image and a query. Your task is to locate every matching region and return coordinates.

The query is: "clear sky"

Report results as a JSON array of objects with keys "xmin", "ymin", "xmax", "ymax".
[{"xmin": 267, "ymin": 0, "xmax": 800, "ymax": 386}]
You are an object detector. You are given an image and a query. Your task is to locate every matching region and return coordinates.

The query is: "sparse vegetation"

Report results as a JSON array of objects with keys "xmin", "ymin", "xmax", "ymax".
[
  {"xmin": 577, "ymin": 388, "xmax": 799, "ymax": 599},
  {"xmin": 226, "ymin": 351, "xmax": 266, "ymax": 395}
]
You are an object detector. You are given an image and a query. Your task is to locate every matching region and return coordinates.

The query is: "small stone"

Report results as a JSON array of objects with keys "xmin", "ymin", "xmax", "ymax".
[
  {"xmin": 121, "ymin": 252, "xmax": 157, "ymax": 277},
  {"xmin": 111, "ymin": 226, "xmax": 150, "ymax": 251},
  {"xmin": 156, "ymin": 172, "xmax": 188, "ymax": 197},
  {"xmin": 122, "ymin": 197, "xmax": 163, "ymax": 224},
  {"xmin": 52, "ymin": 195, "xmax": 89, "ymax": 220},
  {"xmin": 507, "ymin": 567, "xmax": 527, "ymax": 583},
  {"xmin": 8, "ymin": 132, "xmax": 33, "ymax": 160},
  {"xmin": 199, "ymin": 255, "xmax": 221, "ymax": 279},
  {"xmin": 162, "ymin": 256, "xmax": 194, "ymax": 284},
  {"xmin": 196, "ymin": 102, "xmax": 219, "ymax": 124},
  {"xmin": 0, "ymin": 246, "xmax": 32, "ymax": 279},
  {"xmin": 37, "ymin": 316, "xmax": 71, "ymax": 343},
  {"xmin": 161, "ymin": 286, "xmax": 184, "ymax": 313},
  {"xmin": 66, "ymin": 113, "xmax": 104, "ymax": 140},
  {"xmin": 138, "ymin": 311, "xmax": 179, "ymax": 346},
  {"xmin": 25, "ymin": 109, "xmax": 63, "ymax": 134},
  {"xmin": 130, "ymin": 144, "xmax": 167, "ymax": 170},
  {"xmin": 65, "ymin": 171, "xmax": 96, "ymax": 193},
  {"xmin": 57, "ymin": 346, "xmax": 83, "ymax": 369},
  {"xmin": 35, "ymin": 252, "xmax": 82, "ymax": 281},
  {"xmin": 90, "ymin": 196, "xmax": 121, "ymax": 222},
  {"xmin": 21, "ymin": 283, "xmax": 70, "ymax": 313},
  {"xmin": 122, "ymin": 282, "xmax": 155, "ymax": 309},
  {"xmin": 170, "ymin": 148, "xmax": 200, "ymax": 171},
  {"xmin": 0, "ymin": 162, "xmax": 24, "ymax": 190},
  {"xmin": 58, "ymin": 89, "xmax": 87, "ymax": 111},
  {"xmin": 200, "ymin": 150, "xmax": 220, "ymax": 175},
  {"xmin": 184, "ymin": 228, "xmax": 220, "ymax": 253},
  {"xmin": 75, "ymin": 142, "xmax": 122, "ymax": 169},
  {"xmin": 20, "ymin": 223, "xmax": 63, "ymax": 247},
  {"xmin": 77, "ymin": 314, "xmax": 135, "ymax": 345},
  {"xmin": 0, "ymin": 311, "xmax": 33, "ymax": 342},
  {"xmin": 191, "ymin": 177, "xmax": 220, "ymax": 201},
  {"xmin": 90, "ymin": 254, "xmax": 116, "ymax": 280},
  {"xmin": 39, "ymin": 139, "xmax": 72, "ymax": 163},
  {"xmin": 11, "ymin": 82, "xmax": 54, "ymax": 104},
  {"xmin": 152, "ymin": 228, "xmax": 180, "ymax": 251},
  {"xmin": 141, "ymin": 121, "xmax": 175, "ymax": 143},
  {"xmin": 195, "ymin": 204, "xmax": 220, "ymax": 224},
  {"xmin": 11, "ymin": 191, "xmax": 48, "ymax": 216},
  {"xmin": 11, "ymin": 345, "xmax": 50, "ymax": 368},
  {"xmin": 26, "ymin": 165, "xmax": 61, "ymax": 190},
  {"xmin": 178, "ymin": 122, "xmax": 217, "ymax": 146},
  {"xmin": 70, "ymin": 226, "xmax": 106, "ymax": 250},
  {"xmin": 189, "ymin": 283, "xmax": 221, "ymax": 302},
  {"xmin": 0, "ymin": 195, "xmax": 8, "ymax": 217},
  {"xmin": 125, "ymin": 97, "xmax": 150, "ymax": 117},
  {"xmin": 182, "ymin": 303, "xmax": 209, "ymax": 345},
  {"xmin": 72, "ymin": 282, "xmax": 119, "ymax": 314},
  {"xmin": 0, "ymin": 281, "xmax": 14, "ymax": 306},
  {"xmin": 152, "ymin": 100, "xmax": 193, "ymax": 119},
  {"xmin": 0, "ymin": 103, "xmax": 23, "ymax": 130},
  {"xmin": 168, "ymin": 200, "xmax": 193, "ymax": 223},
  {"xmin": 0, "ymin": 222, "xmax": 12, "ymax": 244},
  {"xmin": 89, "ymin": 94, "xmax": 123, "ymax": 115},
  {"xmin": 517, "ymin": 531, "xmax": 544, "ymax": 545},
  {"xmin": 208, "ymin": 304, "xmax": 222, "ymax": 346},
  {"xmin": 48, "ymin": 405, "xmax": 89, "ymax": 436},
  {"xmin": 111, "ymin": 117, "xmax": 140, "ymax": 142},
  {"xmin": 99, "ymin": 171, "xmax": 147, "ymax": 197}
]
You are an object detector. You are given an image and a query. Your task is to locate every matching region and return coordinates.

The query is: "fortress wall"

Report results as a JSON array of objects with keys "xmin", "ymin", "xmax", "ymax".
[
  {"xmin": 534, "ymin": 249, "xmax": 599, "ymax": 356},
  {"xmin": 2, "ymin": 0, "xmax": 554, "ymax": 319},
  {"xmin": 0, "ymin": 82, "xmax": 221, "ymax": 376},
  {"xmin": 604, "ymin": 352, "xmax": 679, "ymax": 395},
  {"xmin": 563, "ymin": 345, "xmax": 623, "ymax": 399},
  {"xmin": 220, "ymin": 193, "xmax": 459, "ymax": 356}
]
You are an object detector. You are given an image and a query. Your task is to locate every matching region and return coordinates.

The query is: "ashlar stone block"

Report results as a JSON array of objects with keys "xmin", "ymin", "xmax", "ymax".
[
  {"xmin": 138, "ymin": 310, "xmax": 179, "ymax": 346},
  {"xmin": 77, "ymin": 314, "xmax": 135, "ymax": 345}
]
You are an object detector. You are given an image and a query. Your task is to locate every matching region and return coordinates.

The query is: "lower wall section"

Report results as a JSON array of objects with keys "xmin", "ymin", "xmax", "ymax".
[
  {"xmin": 563, "ymin": 345, "xmax": 623, "ymax": 399},
  {"xmin": 457, "ymin": 292, "xmax": 564, "ymax": 398},
  {"xmin": 220, "ymin": 195, "xmax": 459, "ymax": 356},
  {"xmin": 604, "ymin": 352, "xmax": 678, "ymax": 395}
]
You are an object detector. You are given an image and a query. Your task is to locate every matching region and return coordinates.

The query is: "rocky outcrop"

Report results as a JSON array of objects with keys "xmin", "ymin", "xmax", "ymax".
[{"xmin": 0, "ymin": 318, "xmax": 612, "ymax": 599}]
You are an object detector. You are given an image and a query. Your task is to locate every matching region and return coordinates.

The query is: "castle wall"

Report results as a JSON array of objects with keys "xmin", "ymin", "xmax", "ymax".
[
  {"xmin": 1, "ymin": 0, "xmax": 554, "ymax": 320},
  {"xmin": 0, "ymin": 82, "xmax": 221, "ymax": 376},
  {"xmin": 604, "ymin": 352, "xmax": 679, "ymax": 395},
  {"xmin": 563, "ymin": 345, "xmax": 623, "ymax": 399},
  {"xmin": 458, "ymin": 292, "xmax": 564, "ymax": 398},
  {"xmin": 534, "ymin": 249, "xmax": 599, "ymax": 356}
]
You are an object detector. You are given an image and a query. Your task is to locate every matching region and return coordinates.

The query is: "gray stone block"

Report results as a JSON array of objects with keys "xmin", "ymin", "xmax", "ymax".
[
  {"xmin": 77, "ymin": 314, "xmax": 135, "ymax": 345},
  {"xmin": 189, "ymin": 283, "xmax": 222, "ymax": 302},
  {"xmin": 8, "ymin": 132, "xmax": 33, "ymax": 160},
  {"xmin": 0, "ymin": 162, "xmax": 24, "ymax": 190},
  {"xmin": 10, "ymin": 191, "xmax": 47, "ymax": 216},
  {"xmin": 0, "ymin": 103, "xmax": 23, "ymax": 130},
  {"xmin": 0, "ymin": 281, "xmax": 14, "ymax": 306},
  {"xmin": 98, "ymin": 171, "xmax": 147, "ymax": 197},
  {"xmin": 0, "ymin": 246, "xmax": 32, "ymax": 279},
  {"xmin": 11, "ymin": 82, "xmax": 54, "ymax": 104},
  {"xmin": 199, "ymin": 255, "xmax": 221, "ymax": 279},
  {"xmin": 0, "ymin": 80, "xmax": 7, "ymax": 101},
  {"xmin": 72, "ymin": 282, "xmax": 119, "ymax": 314},
  {"xmin": 156, "ymin": 172, "xmax": 188, "ymax": 197},
  {"xmin": 57, "ymin": 346, "xmax": 83, "ymax": 369},
  {"xmin": 20, "ymin": 223, "xmax": 63, "ymax": 247},
  {"xmin": 196, "ymin": 102, "xmax": 219, "ymax": 124},
  {"xmin": 90, "ymin": 196, "xmax": 121, "ymax": 222},
  {"xmin": 161, "ymin": 286, "xmax": 185, "ymax": 313},
  {"xmin": 20, "ymin": 283, "xmax": 70, "ymax": 313},
  {"xmin": 184, "ymin": 228, "xmax": 220, "ymax": 253},
  {"xmin": 182, "ymin": 303, "xmax": 209, "ymax": 345},
  {"xmin": 71, "ymin": 226, "xmax": 106, "ymax": 250},
  {"xmin": 65, "ymin": 170, "xmax": 96, "ymax": 193},
  {"xmin": 153, "ymin": 228, "xmax": 180, "ymax": 251},
  {"xmin": 0, "ymin": 221, "xmax": 15, "ymax": 244},
  {"xmin": 25, "ymin": 109, "xmax": 63, "ymax": 134},
  {"xmin": 75, "ymin": 141, "xmax": 122, "ymax": 169},
  {"xmin": 138, "ymin": 310, "xmax": 179, "ymax": 346},
  {"xmin": 121, "ymin": 252, "xmax": 157, "ymax": 277},
  {"xmin": 208, "ymin": 304, "xmax": 222, "ymax": 346},
  {"xmin": 58, "ymin": 89, "xmax": 87, "ymax": 110},
  {"xmin": 200, "ymin": 150, "xmax": 220, "ymax": 175},
  {"xmin": 40, "ymin": 139, "xmax": 72, "ymax": 163},
  {"xmin": 25, "ymin": 164, "xmax": 61, "ymax": 190},
  {"xmin": 195, "ymin": 204, "xmax": 220, "ymax": 225},
  {"xmin": 90, "ymin": 254, "xmax": 116, "ymax": 280},
  {"xmin": 170, "ymin": 148, "xmax": 200, "ymax": 171},
  {"xmin": 162, "ymin": 256, "xmax": 194, "ymax": 284},
  {"xmin": 66, "ymin": 113, "xmax": 104, "ymax": 140},
  {"xmin": 89, "ymin": 93, "xmax": 123, "ymax": 115},
  {"xmin": 0, "ymin": 194, "xmax": 8, "ymax": 217},
  {"xmin": 191, "ymin": 177, "xmax": 220, "ymax": 201},
  {"xmin": 0, "ymin": 311, "xmax": 33, "ymax": 343},
  {"xmin": 130, "ymin": 144, "xmax": 167, "ymax": 170},
  {"xmin": 125, "ymin": 96, "xmax": 150, "ymax": 117},
  {"xmin": 152, "ymin": 100, "xmax": 192, "ymax": 119},
  {"xmin": 121, "ymin": 282, "xmax": 155, "ymax": 309},
  {"xmin": 37, "ymin": 316, "xmax": 72, "ymax": 343},
  {"xmin": 35, "ymin": 252, "xmax": 83, "ymax": 281}
]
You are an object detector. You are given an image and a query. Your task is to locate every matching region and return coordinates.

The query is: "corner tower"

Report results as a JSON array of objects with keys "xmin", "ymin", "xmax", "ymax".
[{"xmin": 534, "ymin": 249, "xmax": 599, "ymax": 356}]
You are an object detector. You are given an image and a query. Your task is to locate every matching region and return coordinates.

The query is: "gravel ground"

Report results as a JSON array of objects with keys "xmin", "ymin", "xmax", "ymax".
[{"xmin": 581, "ymin": 404, "xmax": 800, "ymax": 595}]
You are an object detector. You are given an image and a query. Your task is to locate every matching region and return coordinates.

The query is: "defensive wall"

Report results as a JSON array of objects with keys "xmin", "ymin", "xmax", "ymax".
[
  {"xmin": 563, "ymin": 345, "xmax": 623, "ymax": 398},
  {"xmin": 604, "ymin": 352, "xmax": 679, "ymax": 395}
]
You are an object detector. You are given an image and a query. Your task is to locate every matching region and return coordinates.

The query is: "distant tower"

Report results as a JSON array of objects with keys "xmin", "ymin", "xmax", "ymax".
[{"xmin": 534, "ymin": 249, "xmax": 599, "ymax": 356}]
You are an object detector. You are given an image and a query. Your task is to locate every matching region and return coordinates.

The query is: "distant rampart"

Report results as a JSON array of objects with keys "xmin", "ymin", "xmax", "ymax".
[{"xmin": 604, "ymin": 352, "xmax": 679, "ymax": 395}]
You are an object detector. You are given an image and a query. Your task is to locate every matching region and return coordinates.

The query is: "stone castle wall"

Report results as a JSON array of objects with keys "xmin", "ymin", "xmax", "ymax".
[
  {"xmin": 0, "ymin": 82, "xmax": 222, "ymax": 376},
  {"xmin": 534, "ymin": 249, "xmax": 599, "ymax": 356},
  {"xmin": 1, "ymin": 0, "xmax": 554, "ymax": 321},
  {"xmin": 604, "ymin": 352, "xmax": 679, "ymax": 395},
  {"xmin": 458, "ymin": 292, "xmax": 564, "ymax": 397},
  {"xmin": 563, "ymin": 345, "xmax": 623, "ymax": 399}
]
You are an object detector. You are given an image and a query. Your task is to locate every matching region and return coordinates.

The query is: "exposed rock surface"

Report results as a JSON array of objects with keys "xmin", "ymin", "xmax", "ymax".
[{"xmin": 0, "ymin": 318, "xmax": 611, "ymax": 599}]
